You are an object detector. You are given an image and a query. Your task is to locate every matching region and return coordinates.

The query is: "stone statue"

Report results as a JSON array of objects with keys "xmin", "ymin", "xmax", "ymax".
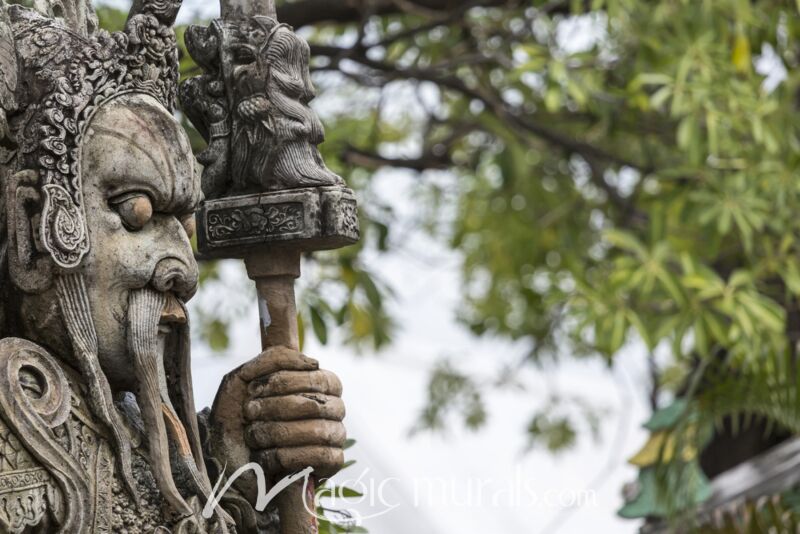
[
  {"xmin": 180, "ymin": 2, "xmax": 359, "ymax": 533},
  {"xmin": 0, "ymin": 1, "xmax": 347, "ymax": 532},
  {"xmin": 180, "ymin": 4, "xmax": 344, "ymax": 199}
]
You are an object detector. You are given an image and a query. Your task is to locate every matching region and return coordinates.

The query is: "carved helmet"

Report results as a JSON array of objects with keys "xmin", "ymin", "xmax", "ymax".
[
  {"xmin": 0, "ymin": 0, "xmax": 223, "ymax": 523},
  {"xmin": 0, "ymin": 0, "xmax": 182, "ymax": 270}
]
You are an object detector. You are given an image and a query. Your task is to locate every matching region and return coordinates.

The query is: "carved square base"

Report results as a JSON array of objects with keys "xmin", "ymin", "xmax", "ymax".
[{"xmin": 196, "ymin": 187, "xmax": 360, "ymax": 259}]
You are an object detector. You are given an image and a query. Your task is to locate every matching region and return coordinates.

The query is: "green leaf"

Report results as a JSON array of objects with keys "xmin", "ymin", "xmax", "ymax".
[
  {"xmin": 677, "ymin": 117, "xmax": 696, "ymax": 150},
  {"xmin": 358, "ymin": 271, "xmax": 382, "ymax": 310},
  {"xmin": 310, "ymin": 305, "xmax": 329, "ymax": 345},
  {"xmin": 335, "ymin": 486, "xmax": 364, "ymax": 498},
  {"xmin": 632, "ymin": 73, "xmax": 674, "ymax": 87},
  {"xmin": 545, "ymin": 87, "xmax": 562, "ymax": 112},
  {"xmin": 732, "ymin": 33, "xmax": 751, "ymax": 73},
  {"xmin": 341, "ymin": 460, "xmax": 357, "ymax": 470},
  {"xmin": 785, "ymin": 263, "xmax": 800, "ymax": 296},
  {"xmin": 206, "ymin": 320, "xmax": 230, "ymax": 352},
  {"xmin": 627, "ymin": 310, "xmax": 655, "ymax": 350},
  {"xmin": 694, "ymin": 318, "xmax": 709, "ymax": 356},
  {"xmin": 605, "ymin": 229, "xmax": 648, "ymax": 259},
  {"xmin": 738, "ymin": 294, "xmax": 785, "ymax": 333},
  {"xmin": 609, "ymin": 311, "xmax": 627, "ymax": 353}
]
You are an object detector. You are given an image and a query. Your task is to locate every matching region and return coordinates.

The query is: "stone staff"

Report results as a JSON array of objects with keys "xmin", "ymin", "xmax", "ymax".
[{"xmin": 181, "ymin": 0, "xmax": 360, "ymax": 532}]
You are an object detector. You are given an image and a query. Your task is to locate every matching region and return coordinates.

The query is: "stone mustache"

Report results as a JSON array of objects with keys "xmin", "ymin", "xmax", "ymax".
[{"xmin": 0, "ymin": 0, "xmax": 348, "ymax": 533}]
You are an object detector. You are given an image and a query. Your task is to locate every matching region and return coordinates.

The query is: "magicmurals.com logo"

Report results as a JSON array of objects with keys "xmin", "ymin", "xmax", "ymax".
[
  {"xmin": 203, "ymin": 464, "xmax": 599, "ymax": 525},
  {"xmin": 202, "ymin": 463, "xmax": 400, "ymax": 524}
]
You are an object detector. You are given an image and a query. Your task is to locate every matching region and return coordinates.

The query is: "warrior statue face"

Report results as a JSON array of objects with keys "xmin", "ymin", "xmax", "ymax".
[
  {"xmin": 81, "ymin": 93, "xmax": 199, "ymax": 386},
  {"xmin": 16, "ymin": 93, "xmax": 200, "ymax": 389},
  {"xmin": 72, "ymin": 93, "xmax": 199, "ymax": 387},
  {"xmin": 9, "ymin": 91, "xmax": 216, "ymax": 522},
  {"xmin": 0, "ymin": 4, "xmax": 228, "ymax": 523},
  {"xmin": 0, "ymin": 2, "xmax": 348, "ymax": 531}
]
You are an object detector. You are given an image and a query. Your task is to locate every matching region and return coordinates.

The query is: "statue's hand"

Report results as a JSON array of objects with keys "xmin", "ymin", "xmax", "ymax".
[{"xmin": 238, "ymin": 346, "xmax": 346, "ymax": 480}]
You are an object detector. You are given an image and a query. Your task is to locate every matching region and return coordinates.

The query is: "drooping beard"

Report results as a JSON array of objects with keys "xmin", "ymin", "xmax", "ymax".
[
  {"xmin": 128, "ymin": 288, "xmax": 192, "ymax": 517},
  {"xmin": 127, "ymin": 288, "xmax": 229, "ymax": 530},
  {"xmin": 57, "ymin": 279, "xmax": 232, "ymax": 531}
]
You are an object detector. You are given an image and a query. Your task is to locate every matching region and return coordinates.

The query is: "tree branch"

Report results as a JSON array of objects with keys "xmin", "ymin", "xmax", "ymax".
[
  {"xmin": 312, "ymin": 44, "xmax": 649, "ymax": 173},
  {"xmin": 277, "ymin": 0, "xmax": 529, "ymax": 29},
  {"xmin": 343, "ymin": 146, "xmax": 450, "ymax": 171}
]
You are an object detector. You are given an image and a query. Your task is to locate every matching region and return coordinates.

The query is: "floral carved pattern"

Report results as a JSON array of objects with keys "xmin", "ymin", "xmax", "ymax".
[
  {"xmin": 339, "ymin": 200, "xmax": 358, "ymax": 237},
  {"xmin": 206, "ymin": 203, "xmax": 305, "ymax": 242},
  {"xmin": 0, "ymin": 469, "xmax": 51, "ymax": 534}
]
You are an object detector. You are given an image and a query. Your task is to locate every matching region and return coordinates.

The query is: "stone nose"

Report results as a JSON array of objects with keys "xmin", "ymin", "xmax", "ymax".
[{"xmin": 150, "ymin": 257, "xmax": 198, "ymax": 300}]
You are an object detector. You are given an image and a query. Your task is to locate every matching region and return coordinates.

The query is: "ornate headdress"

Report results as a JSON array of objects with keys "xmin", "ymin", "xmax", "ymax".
[
  {"xmin": 0, "ymin": 0, "xmax": 217, "ymax": 525},
  {"xmin": 0, "ymin": 4, "xmax": 237, "ymax": 531},
  {"xmin": 3, "ymin": 0, "xmax": 181, "ymax": 269}
]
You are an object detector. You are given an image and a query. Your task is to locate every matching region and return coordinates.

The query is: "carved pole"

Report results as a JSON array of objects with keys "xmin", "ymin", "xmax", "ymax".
[
  {"xmin": 182, "ymin": 0, "xmax": 360, "ymax": 532},
  {"xmin": 247, "ymin": 250, "xmax": 314, "ymax": 534},
  {"xmin": 201, "ymin": 190, "xmax": 357, "ymax": 534}
]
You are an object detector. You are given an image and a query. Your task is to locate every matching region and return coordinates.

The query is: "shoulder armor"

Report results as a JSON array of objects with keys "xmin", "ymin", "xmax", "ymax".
[{"xmin": 0, "ymin": 337, "xmax": 91, "ymax": 533}]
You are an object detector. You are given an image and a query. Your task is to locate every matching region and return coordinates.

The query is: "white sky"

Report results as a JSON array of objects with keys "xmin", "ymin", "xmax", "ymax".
[
  {"xmin": 100, "ymin": 1, "xmax": 652, "ymax": 532},
  {"xmin": 189, "ymin": 168, "xmax": 650, "ymax": 534}
]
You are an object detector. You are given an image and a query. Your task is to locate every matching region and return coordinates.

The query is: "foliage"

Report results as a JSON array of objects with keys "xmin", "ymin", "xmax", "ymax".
[
  {"xmin": 99, "ymin": 0, "xmax": 800, "ymax": 528},
  {"xmin": 293, "ymin": 0, "xmax": 800, "ymax": 525},
  {"xmin": 693, "ymin": 493, "xmax": 800, "ymax": 534},
  {"xmin": 412, "ymin": 361, "xmax": 487, "ymax": 434},
  {"xmin": 316, "ymin": 439, "xmax": 369, "ymax": 534},
  {"xmin": 296, "ymin": 0, "xmax": 800, "ymax": 452},
  {"xmin": 698, "ymin": 352, "xmax": 800, "ymax": 437}
]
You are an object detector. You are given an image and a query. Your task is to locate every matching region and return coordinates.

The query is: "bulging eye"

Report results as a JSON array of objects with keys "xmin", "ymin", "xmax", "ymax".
[
  {"xmin": 111, "ymin": 193, "xmax": 153, "ymax": 231},
  {"xmin": 181, "ymin": 214, "xmax": 196, "ymax": 239}
]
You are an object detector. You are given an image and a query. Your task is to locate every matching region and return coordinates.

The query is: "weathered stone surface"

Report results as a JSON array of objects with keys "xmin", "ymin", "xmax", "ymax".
[
  {"xmin": 182, "ymin": 4, "xmax": 358, "ymax": 532},
  {"xmin": 181, "ymin": 7, "xmax": 344, "ymax": 199},
  {"xmin": 0, "ymin": 1, "xmax": 348, "ymax": 532},
  {"xmin": 197, "ymin": 186, "xmax": 360, "ymax": 259}
]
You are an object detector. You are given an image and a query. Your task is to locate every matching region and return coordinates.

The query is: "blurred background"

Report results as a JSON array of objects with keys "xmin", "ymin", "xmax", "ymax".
[{"xmin": 97, "ymin": 1, "xmax": 800, "ymax": 532}]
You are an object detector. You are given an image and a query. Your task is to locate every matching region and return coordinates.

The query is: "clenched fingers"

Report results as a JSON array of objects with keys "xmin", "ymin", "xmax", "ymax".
[
  {"xmin": 256, "ymin": 446, "xmax": 345, "ymax": 479},
  {"xmin": 245, "ymin": 394, "xmax": 345, "ymax": 422},
  {"xmin": 239, "ymin": 346, "xmax": 319, "ymax": 382},
  {"xmin": 246, "ymin": 420, "xmax": 347, "ymax": 450},
  {"xmin": 248, "ymin": 370, "xmax": 342, "ymax": 398}
]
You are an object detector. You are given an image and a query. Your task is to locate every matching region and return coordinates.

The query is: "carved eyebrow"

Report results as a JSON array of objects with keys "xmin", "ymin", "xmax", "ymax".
[
  {"xmin": 90, "ymin": 125, "xmax": 171, "ymax": 187},
  {"xmin": 89, "ymin": 126, "xmax": 199, "ymax": 213}
]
